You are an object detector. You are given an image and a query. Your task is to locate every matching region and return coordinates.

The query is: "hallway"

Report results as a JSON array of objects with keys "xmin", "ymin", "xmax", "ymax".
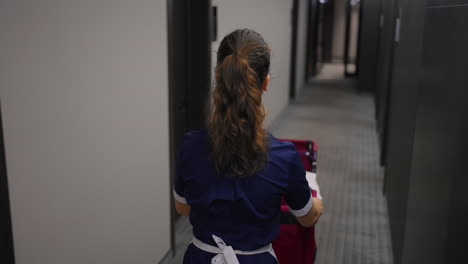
[
  {"xmin": 2, "ymin": 1, "xmax": 467, "ymax": 263},
  {"xmin": 272, "ymin": 79, "xmax": 393, "ymax": 264}
]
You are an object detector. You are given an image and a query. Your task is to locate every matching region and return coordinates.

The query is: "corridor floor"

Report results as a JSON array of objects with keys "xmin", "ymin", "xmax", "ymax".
[
  {"xmin": 272, "ymin": 79, "xmax": 393, "ymax": 264},
  {"xmin": 162, "ymin": 78, "xmax": 394, "ymax": 264}
]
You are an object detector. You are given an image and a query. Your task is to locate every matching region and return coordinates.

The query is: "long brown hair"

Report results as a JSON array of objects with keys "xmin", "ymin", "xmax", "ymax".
[{"xmin": 208, "ymin": 29, "xmax": 271, "ymax": 177}]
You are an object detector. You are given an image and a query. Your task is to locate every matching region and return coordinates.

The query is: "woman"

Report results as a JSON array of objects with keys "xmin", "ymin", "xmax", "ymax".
[{"xmin": 174, "ymin": 29, "xmax": 323, "ymax": 264}]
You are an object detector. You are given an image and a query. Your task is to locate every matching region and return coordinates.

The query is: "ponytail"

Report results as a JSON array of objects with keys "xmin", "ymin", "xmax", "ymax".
[{"xmin": 208, "ymin": 29, "xmax": 270, "ymax": 177}]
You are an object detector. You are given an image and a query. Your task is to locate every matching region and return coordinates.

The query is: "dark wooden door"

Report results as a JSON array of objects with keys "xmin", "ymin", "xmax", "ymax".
[{"xmin": 167, "ymin": 0, "xmax": 213, "ymax": 255}]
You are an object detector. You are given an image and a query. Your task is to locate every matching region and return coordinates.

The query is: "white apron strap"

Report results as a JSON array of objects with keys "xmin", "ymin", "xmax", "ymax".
[{"xmin": 191, "ymin": 235, "xmax": 276, "ymax": 264}]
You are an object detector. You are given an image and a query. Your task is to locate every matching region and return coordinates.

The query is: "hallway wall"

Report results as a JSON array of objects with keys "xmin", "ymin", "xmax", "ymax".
[
  {"xmin": 384, "ymin": 0, "xmax": 424, "ymax": 262},
  {"xmin": 0, "ymin": 1, "xmax": 170, "ymax": 263},
  {"xmin": 401, "ymin": 3, "xmax": 468, "ymax": 263},
  {"xmin": 383, "ymin": 1, "xmax": 468, "ymax": 263},
  {"xmin": 212, "ymin": 0, "xmax": 293, "ymax": 126}
]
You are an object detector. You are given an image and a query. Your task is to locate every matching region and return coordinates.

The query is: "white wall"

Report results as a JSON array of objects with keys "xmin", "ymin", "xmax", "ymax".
[
  {"xmin": 0, "ymin": 1, "xmax": 170, "ymax": 263},
  {"xmin": 295, "ymin": 0, "xmax": 310, "ymax": 96},
  {"xmin": 332, "ymin": 0, "xmax": 347, "ymax": 61},
  {"xmin": 212, "ymin": 0, "xmax": 293, "ymax": 127}
]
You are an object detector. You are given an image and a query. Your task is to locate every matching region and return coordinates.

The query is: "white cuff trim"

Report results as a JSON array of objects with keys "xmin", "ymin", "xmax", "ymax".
[
  {"xmin": 288, "ymin": 192, "xmax": 313, "ymax": 217},
  {"xmin": 173, "ymin": 189, "xmax": 187, "ymax": 204}
]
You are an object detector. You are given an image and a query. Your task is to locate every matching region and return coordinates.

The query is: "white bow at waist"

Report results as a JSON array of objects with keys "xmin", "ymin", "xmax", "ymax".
[{"xmin": 191, "ymin": 235, "xmax": 277, "ymax": 264}]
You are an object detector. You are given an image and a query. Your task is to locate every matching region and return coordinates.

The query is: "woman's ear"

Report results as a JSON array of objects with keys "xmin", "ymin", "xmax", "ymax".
[{"xmin": 261, "ymin": 74, "xmax": 270, "ymax": 92}]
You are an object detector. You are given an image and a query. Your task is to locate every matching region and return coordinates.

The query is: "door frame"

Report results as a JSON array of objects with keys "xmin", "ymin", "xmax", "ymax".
[
  {"xmin": 380, "ymin": 5, "xmax": 399, "ymax": 169},
  {"xmin": 0, "ymin": 101, "xmax": 15, "ymax": 264},
  {"xmin": 289, "ymin": 0, "xmax": 299, "ymax": 99}
]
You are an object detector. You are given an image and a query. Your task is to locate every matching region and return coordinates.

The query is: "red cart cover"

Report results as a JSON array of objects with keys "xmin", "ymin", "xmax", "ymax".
[{"xmin": 272, "ymin": 139, "xmax": 319, "ymax": 264}]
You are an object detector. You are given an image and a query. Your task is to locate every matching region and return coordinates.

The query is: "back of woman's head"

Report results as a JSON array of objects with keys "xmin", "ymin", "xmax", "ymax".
[{"xmin": 208, "ymin": 29, "xmax": 271, "ymax": 177}]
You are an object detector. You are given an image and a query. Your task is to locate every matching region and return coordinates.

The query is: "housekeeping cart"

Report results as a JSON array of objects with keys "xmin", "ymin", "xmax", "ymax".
[{"xmin": 272, "ymin": 139, "xmax": 320, "ymax": 264}]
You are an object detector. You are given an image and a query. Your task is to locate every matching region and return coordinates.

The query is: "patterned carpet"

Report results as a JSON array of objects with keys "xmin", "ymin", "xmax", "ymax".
[
  {"xmin": 161, "ymin": 76, "xmax": 394, "ymax": 264},
  {"xmin": 273, "ymin": 78, "xmax": 393, "ymax": 264}
]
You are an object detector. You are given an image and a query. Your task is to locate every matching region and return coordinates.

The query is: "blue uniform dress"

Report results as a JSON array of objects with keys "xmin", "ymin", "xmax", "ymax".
[{"xmin": 174, "ymin": 129, "xmax": 312, "ymax": 263}]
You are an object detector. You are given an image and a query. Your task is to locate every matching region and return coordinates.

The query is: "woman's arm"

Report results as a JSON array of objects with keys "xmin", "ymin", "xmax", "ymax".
[
  {"xmin": 175, "ymin": 200, "xmax": 191, "ymax": 216},
  {"xmin": 296, "ymin": 197, "xmax": 323, "ymax": 227}
]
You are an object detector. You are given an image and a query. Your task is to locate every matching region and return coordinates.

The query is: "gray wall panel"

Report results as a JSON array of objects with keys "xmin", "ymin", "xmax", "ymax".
[
  {"xmin": 358, "ymin": 0, "xmax": 381, "ymax": 93},
  {"xmin": 383, "ymin": 0, "xmax": 426, "ymax": 262},
  {"xmin": 385, "ymin": 1, "xmax": 468, "ymax": 263},
  {"xmin": 402, "ymin": 5, "xmax": 468, "ymax": 264}
]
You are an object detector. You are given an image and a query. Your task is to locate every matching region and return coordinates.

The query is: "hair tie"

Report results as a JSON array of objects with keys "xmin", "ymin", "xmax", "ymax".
[{"xmin": 232, "ymin": 50, "xmax": 243, "ymax": 59}]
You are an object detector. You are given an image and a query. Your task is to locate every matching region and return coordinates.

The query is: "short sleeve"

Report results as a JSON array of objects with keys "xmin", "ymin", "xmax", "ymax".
[
  {"xmin": 173, "ymin": 134, "xmax": 190, "ymax": 204},
  {"xmin": 284, "ymin": 151, "xmax": 313, "ymax": 217}
]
